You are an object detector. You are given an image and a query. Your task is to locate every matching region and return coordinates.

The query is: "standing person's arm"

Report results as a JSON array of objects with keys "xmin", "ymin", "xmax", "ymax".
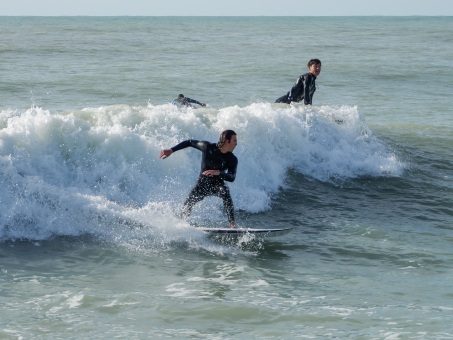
[
  {"xmin": 205, "ymin": 156, "xmax": 237, "ymax": 181},
  {"xmin": 219, "ymin": 156, "xmax": 237, "ymax": 182},
  {"xmin": 159, "ymin": 140, "xmax": 206, "ymax": 159},
  {"xmin": 303, "ymin": 74, "xmax": 315, "ymax": 105},
  {"xmin": 287, "ymin": 76, "xmax": 304, "ymax": 103}
]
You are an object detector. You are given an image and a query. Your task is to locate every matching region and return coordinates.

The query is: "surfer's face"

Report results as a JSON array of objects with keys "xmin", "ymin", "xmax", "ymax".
[
  {"xmin": 308, "ymin": 63, "xmax": 321, "ymax": 77},
  {"xmin": 225, "ymin": 135, "xmax": 237, "ymax": 152}
]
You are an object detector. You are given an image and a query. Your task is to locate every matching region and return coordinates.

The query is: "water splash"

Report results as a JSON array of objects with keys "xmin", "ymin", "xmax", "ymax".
[{"xmin": 0, "ymin": 103, "xmax": 404, "ymax": 242}]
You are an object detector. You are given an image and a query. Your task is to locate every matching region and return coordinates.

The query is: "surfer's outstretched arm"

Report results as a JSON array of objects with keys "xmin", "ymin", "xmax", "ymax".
[{"xmin": 160, "ymin": 140, "xmax": 205, "ymax": 160}]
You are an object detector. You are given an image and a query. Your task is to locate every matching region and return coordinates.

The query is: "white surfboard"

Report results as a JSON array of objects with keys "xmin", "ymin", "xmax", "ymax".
[{"xmin": 197, "ymin": 227, "xmax": 292, "ymax": 237}]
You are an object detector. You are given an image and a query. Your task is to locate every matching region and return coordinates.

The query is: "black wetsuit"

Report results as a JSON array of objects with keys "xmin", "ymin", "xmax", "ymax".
[
  {"xmin": 275, "ymin": 72, "xmax": 317, "ymax": 105},
  {"xmin": 172, "ymin": 97, "xmax": 204, "ymax": 107},
  {"xmin": 171, "ymin": 140, "xmax": 238, "ymax": 224}
]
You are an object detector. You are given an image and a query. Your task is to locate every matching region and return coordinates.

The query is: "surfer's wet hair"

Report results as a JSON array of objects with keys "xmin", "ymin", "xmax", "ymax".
[
  {"xmin": 307, "ymin": 59, "xmax": 321, "ymax": 67},
  {"xmin": 217, "ymin": 130, "xmax": 236, "ymax": 149}
]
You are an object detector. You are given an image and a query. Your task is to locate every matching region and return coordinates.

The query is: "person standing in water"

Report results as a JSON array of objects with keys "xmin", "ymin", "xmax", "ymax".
[
  {"xmin": 275, "ymin": 59, "xmax": 322, "ymax": 105},
  {"xmin": 159, "ymin": 130, "xmax": 238, "ymax": 228}
]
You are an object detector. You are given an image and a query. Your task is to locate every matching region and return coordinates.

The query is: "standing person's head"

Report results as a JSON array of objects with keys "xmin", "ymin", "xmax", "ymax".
[
  {"xmin": 217, "ymin": 130, "xmax": 237, "ymax": 152},
  {"xmin": 307, "ymin": 59, "xmax": 322, "ymax": 77}
]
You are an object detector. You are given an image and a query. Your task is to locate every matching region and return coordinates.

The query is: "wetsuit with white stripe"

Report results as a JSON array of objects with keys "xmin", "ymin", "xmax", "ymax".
[{"xmin": 275, "ymin": 72, "xmax": 317, "ymax": 105}]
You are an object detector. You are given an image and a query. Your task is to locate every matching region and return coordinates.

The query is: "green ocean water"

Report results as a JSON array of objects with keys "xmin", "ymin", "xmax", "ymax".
[{"xmin": 1, "ymin": 16, "xmax": 452, "ymax": 339}]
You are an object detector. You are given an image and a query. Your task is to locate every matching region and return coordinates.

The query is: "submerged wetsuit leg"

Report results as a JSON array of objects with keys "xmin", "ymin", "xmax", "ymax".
[{"xmin": 275, "ymin": 94, "xmax": 291, "ymax": 104}]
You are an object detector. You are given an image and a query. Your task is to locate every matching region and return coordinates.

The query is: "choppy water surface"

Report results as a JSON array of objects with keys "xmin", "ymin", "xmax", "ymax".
[{"xmin": 1, "ymin": 16, "xmax": 452, "ymax": 339}]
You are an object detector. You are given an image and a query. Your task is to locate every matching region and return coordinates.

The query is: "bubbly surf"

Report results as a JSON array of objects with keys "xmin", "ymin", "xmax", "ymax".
[{"xmin": 0, "ymin": 103, "xmax": 403, "ymax": 242}]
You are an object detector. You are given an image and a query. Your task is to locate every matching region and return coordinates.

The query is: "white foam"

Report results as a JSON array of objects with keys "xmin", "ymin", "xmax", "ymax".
[{"xmin": 0, "ymin": 104, "xmax": 404, "ymax": 242}]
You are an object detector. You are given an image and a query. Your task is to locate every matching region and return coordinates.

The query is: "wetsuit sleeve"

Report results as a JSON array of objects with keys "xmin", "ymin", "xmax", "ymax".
[
  {"xmin": 219, "ymin": 155, "xmax": 238, "ymax": 182},
  {"xmin": 288, "ymin": 76, "xmax": 305, "ymax": 102},
  {"xmin": 184, "ymin": 97, "xmax": 203, "ymax": 106},
  {"xmin": 171, "ymin": 140, "xmax": 208, "ymax": 153}
]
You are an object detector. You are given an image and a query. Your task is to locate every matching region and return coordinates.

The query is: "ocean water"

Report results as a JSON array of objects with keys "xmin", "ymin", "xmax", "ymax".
[{"xmin": 1, "ymin": 16, "xmax": 453, "ymax": 339}]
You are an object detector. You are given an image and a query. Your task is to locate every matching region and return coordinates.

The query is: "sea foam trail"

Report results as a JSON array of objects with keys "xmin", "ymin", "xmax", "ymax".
[{"xmin": 0, "ymin": 104, "xmax": 403, "ymax": 241}]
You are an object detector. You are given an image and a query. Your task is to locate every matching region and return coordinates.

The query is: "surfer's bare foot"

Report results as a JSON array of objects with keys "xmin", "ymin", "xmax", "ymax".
[{"xmin": 229, "ymin": 223, "xmax": 236, "ymax": 228}]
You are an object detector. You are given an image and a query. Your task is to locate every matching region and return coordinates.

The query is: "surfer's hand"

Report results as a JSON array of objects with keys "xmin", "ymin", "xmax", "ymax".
[
  {"xmin": 159, "ymin": 149, "xmax": 173, "ymax": 159},
  {"xmin": 202, "ymin": 170, "xmax": 220, "ymax": 176}
]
